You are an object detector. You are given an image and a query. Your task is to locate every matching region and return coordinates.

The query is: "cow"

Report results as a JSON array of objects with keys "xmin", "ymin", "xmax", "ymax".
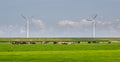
[
  {"xmin": 30, "ymin": 41, "xmax": 36, "ymax": 44},
  {"xmin": 58, "ymin": 42, "xmax": 68, "ymax": 45},
  {"xmin": 20, "ymin": 41, "xmax": 27, "ymax": 44},
  {"xmin": 88, "ymin": 41, "xmax": 91, "ymax": 44},
  {"xmin": 42, "ymin": 41, "xmax": 48, "ymax": 44},
  {"xmin": 53, "ymin": 41, "xmax": 58, "ymax": 44},
  {"xmin": 11, "ymin": 41, "xmax": 20, "ymax": 44}
]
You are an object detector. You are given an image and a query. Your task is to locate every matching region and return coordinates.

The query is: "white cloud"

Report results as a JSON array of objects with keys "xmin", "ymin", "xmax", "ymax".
[
  {"xmin": 59, "ymin": 19, "xmax": 120, "ymax": 31},
  {"xmin": 32, "ymin": 19, "xmax": 45, "ymax": 28},
  {"xmin": 59, "ymin": 19, "xmax": 92, "ymax": 28},
  {"xmin": 7, "ymin": 25, "xmax": 17, "ymax": 31},
  {"xmin": 58, "ymin": 20, "xmax": 75, "ymax": 26},
  {"xmin": 94, "ymin": 19, "xmax": 120, "ymax": 34},
  {"xmin": 0, "ymin": 24, "xmax": 18, "ymax": 32},
  {"xmin": 58, "ymin": 18, "xmax": 120, "ymax": 36},
  {"xmin": 20, "ymin": 28, "xmax": 26, "ymax": 34}
]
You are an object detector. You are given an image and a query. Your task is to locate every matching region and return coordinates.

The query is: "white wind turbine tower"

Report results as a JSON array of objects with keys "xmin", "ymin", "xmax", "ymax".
[
  {"xmin": 21, "ymin": 15, "xmax": 30, "ymax": 38},
  {"xmin": 87, "ymin": 14, "xmax": 98, "ymax": 38},
  {"xmin": 92, "ymin": 14, "xmax": 97, "ymax": 38}
]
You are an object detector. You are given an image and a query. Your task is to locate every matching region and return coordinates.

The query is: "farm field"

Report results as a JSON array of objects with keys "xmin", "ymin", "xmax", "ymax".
[{"xmin": 0, "ymin": 41, "xmax": 120, "ymax": 62}]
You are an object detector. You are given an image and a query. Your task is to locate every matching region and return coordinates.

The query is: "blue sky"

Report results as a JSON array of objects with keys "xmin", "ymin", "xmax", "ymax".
[{"xmin": 0, "ymin": 0, "xmax": 120, "ymax": 37}]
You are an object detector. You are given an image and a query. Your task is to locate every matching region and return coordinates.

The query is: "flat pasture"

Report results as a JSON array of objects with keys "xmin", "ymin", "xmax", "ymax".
[
  {"xmin": 0, "ymin": 50, "xmax": 120, "ymax": 62},
  {"xmin": 0, "ymin": 38, "xmax": 120, "ymax": 62}
]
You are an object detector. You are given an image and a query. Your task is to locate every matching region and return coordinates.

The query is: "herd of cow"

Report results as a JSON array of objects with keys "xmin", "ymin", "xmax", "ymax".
[
  {"xmin": 10, "ymin": 41, "xmax": 80, "ymax": 45},
  {"xmin": 10, "ymin": 40, "xmax": 111, "ymax": 45}
]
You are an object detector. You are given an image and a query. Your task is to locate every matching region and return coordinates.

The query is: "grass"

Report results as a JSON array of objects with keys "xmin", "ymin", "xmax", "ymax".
[
  {"xmin": 0, "ymin": 42, "xmax": 120, "ymax": 51},
  {"xmin": 0, "ymin": 50, "xmax": 120, "ymax": 62},
  {"xmin": 0, "ymin": 42, "xmax": 120, "ymax": 62}
]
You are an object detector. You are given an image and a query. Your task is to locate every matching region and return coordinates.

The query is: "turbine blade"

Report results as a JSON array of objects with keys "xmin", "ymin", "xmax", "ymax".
[
  {"xmin": 93, "ymin": 14, "xmax": 98, "ymax": 20},
  {"xmin": 86, "ymin": 19, "xmax": 92, "ymax": 21},
  {"xmin": 21, "ymin": 14, "xmax": 26, "ymax": 20}
]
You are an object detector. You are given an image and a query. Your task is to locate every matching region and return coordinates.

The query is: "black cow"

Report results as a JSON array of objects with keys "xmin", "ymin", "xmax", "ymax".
[
  {"xmin": 20, "ymin": 42, "xmax": 27, "ymax": 44},
  {"xmin": 88, "ymin": 41, "xmax": 91, "ymax": 44},
  {"xmin": 30, "ymin": 42, "xmax": 36, "ymax": 44},
  {"xmin": 78, "ymin": 41, "xmax": 80, "ymax": 44},
  {"xmin": 53, "ymin": 41, "xmax": 58, "ymax": 44}
]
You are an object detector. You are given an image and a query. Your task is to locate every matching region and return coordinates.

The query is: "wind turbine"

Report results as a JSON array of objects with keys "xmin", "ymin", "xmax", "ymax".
[
  {"xmin": 92, "ymin": 14, "xmax": 97, "ymax": 38},
  {"xmin": 21, "ymin": 15, "xmax": 30, "ymax": 38},
  {"xmin": 87, "ymin": 14, "xmax": 98, "ymax": 38}
]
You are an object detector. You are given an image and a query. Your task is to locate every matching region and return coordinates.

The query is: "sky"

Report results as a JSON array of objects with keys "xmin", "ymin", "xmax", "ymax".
[{"xmin": 0, "ymin": 0, "xmax": 120, "ymax": 37}]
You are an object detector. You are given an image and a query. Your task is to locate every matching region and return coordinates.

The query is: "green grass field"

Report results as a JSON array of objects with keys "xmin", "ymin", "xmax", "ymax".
[{"xmin": 0, "ymin": 42, "xmax": 120, "ymax": 62}]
